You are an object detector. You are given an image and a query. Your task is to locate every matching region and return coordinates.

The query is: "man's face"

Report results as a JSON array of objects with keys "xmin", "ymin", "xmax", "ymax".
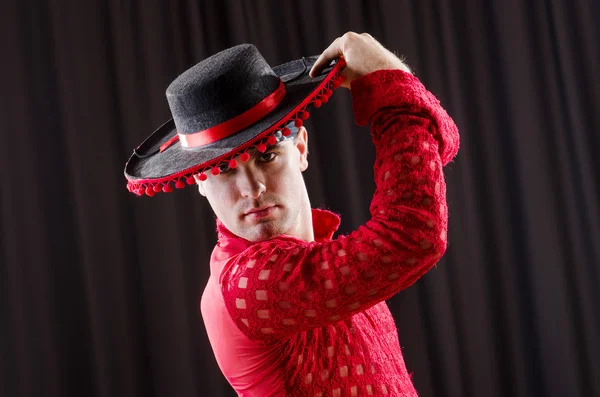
[{"xmin": 195, "ymin": 127, "xmax": 309, "ymax": 242}]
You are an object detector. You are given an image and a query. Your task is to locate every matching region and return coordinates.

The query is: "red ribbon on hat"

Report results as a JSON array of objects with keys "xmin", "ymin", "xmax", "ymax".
[{"xmin": 160, "ymin": 80, "xmax": 286, "ymax": 153}]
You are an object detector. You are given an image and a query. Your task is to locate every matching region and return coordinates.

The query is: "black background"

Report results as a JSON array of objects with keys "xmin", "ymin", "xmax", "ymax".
[{"xmin": 1, "ymin": 1, "xmax": 599, "ymax": 396}]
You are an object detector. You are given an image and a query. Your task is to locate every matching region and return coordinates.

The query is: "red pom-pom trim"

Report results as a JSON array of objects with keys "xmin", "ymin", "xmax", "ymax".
[
  {"xmin": 299, "ymin": 111, "xmax": 309, "ymax": 120},
  {"xmin": 175, "ymin": 181, "xmax": 185, "ymax": 189},
  {"xmin": 228, "ymin": 159, "xmax": 238, "ymax": 169},
  {"xmin": 145, "ymin": 187, "xmax": 155, "ymax": 196},
  {"xmin": 186, "ymin": 176, "xmax": 195, "ymax": 185},
  {"xmin": 257, "ymin": 143, "xmax": 267, "ymax": 153},
  {"xmin": 294, "ymin": 119, "xmax": 303, "ymax": 127},
  {"xmin": 267, "ymin": 136, "xmax": 277, "ymax": 145},
  {"xmin": 240, "ymin": 152, "xmax": 250, "ymax": 162},
  {"xmin": 198, "ymin": 172, "xmax": 208, "ymax": 181},
  {"xmin": 313, "ymin": 100, "xmax": 322, "ymax": 108},
  {"xmin": 211, "ymin": 167, "xmax": 221, "ymax": 175},
  {"xmin": 282, "ymin": 127, "xmax": 291, "ymax": 136},
  {"xmin": 162, "ymin": 184, "xmax": 173, "ymax": 193},
  {"xmin": 153, "ymin": 185, "xmax": 162, "ymax": 192}
]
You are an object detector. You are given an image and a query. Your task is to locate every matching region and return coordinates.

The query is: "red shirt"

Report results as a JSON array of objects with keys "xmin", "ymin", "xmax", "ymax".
[{"xmin": 201, "ymin": 69, "xmax": 460, "ymax": 396}]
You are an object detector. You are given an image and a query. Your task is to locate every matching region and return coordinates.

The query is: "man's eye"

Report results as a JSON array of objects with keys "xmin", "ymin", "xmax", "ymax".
[
  {"xmin": 260, "ymin": 152, "xmax": 277, "ymax": 162},
  {"xmin": 216, "ymin": 153, "xmax": 276, "ymax": 174},
  {"xmin": 218, "ymin": 163, "xmax": 232, "ymax": 173}
]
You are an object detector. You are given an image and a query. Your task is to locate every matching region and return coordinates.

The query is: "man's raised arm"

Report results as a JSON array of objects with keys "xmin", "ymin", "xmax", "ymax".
[{"xmin": 220, "ymin": 32, "xmax": 460, "ymax": 343}]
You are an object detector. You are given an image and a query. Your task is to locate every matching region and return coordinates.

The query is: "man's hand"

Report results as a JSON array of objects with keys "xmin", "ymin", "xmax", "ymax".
[{"xmin": 309, "ymin": 32, "xmax": 412, "ymax": 89}]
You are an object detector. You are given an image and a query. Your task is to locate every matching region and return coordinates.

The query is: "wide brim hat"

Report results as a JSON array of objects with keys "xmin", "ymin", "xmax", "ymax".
[{"xmin": 124, "ymin": 44, "xmax": 346, "ymax": 197}]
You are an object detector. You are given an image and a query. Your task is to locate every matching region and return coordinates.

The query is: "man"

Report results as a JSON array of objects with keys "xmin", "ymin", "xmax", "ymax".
[{"xmin": 125, "ymin": 32, "xmax": 459, "ymax": 396}]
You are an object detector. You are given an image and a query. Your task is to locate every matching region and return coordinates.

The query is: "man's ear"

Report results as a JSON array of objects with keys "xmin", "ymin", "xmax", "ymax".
[
  {"xmin": 295, "ymin": 126, "xmax": 309, "ymax": 172},
  {"xmin": 193, "ymin": 174, "xmax": 207, "ymax": 197}
]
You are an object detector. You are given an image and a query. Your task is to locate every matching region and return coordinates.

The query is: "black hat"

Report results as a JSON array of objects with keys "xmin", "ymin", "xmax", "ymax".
[{"xmin": 124, "ymin": 44, "xmax": 346, "ymax": 196}]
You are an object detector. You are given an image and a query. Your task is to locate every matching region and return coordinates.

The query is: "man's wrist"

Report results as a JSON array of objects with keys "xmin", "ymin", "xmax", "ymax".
[{"xmin": 360, "ymin": 60, "xmax": 412, "ymax": 78}]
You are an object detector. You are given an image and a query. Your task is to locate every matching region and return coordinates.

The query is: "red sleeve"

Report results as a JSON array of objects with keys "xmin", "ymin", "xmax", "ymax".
[{"xmin": 221, "ymin": 69, "xmax": 460, "ymax": 343}]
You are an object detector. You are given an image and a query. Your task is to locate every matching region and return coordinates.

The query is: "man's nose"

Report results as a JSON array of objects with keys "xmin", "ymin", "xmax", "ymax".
[{"xmin": 237, "ymin": 169, "xmax": 266, "ymax": 199}]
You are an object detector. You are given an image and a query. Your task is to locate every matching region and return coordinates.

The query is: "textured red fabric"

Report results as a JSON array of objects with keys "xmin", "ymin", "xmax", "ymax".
[{"xmin": 201, "ymin": 69, "xmax": 460, "ymax": 396}]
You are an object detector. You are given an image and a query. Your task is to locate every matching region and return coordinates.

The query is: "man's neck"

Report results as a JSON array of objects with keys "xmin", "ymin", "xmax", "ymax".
[{"xmin": 285, "ymin": 194, "xmax": 314, "ymax": 242}]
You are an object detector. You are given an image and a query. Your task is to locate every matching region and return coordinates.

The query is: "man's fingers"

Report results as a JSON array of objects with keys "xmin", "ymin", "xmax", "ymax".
[{"xmin": 309, "ymin": 37, "xmax": 343, "ymax": 78}]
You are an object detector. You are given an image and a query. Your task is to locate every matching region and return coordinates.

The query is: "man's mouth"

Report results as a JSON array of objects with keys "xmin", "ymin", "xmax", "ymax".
[{"xmin": 244, "ymin": 206, "xmax": 276, "ymax": 218}]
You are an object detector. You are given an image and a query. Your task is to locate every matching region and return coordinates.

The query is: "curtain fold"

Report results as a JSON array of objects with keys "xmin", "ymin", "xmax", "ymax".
[{"xmin": 2, "ymin": 1, "xmax": 598, "ymax": 396}]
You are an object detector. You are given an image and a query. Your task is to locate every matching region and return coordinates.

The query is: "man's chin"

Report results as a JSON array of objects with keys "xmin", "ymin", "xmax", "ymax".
[{"xmin": 242, "ymin": 221, "xmax": 285, "ymax": 242}]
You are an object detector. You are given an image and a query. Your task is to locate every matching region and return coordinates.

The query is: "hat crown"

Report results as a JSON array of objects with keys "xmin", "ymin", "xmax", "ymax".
[{"xmin": 166, "ymin": 44, "xmax": 280, "ymax": 134}]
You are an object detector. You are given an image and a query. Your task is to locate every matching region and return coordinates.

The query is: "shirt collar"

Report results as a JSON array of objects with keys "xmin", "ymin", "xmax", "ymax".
[
  {"xmin": 210, "ymin": 208, "xmax": 341, "ymax": 277},
  {"xmin": 215, "ymin": 207, "xmax": 341, "ymax": 245}
]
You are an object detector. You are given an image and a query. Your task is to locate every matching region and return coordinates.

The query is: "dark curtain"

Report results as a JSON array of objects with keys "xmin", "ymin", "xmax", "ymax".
[{"xmin": 2, "ymin": 0, "xmax": 599, "ymax": 396}]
